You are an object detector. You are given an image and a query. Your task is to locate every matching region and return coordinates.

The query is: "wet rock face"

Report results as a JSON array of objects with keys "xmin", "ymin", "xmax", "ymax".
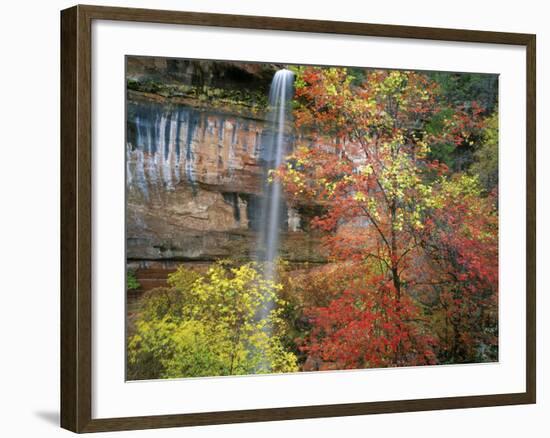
[
  {"xmin": 126, "ymin": 95, "xmax": 324, "ymax": 263},
  {"xmin": 127, "ymin": 100, "xmax": 265, "ymax": 195}
]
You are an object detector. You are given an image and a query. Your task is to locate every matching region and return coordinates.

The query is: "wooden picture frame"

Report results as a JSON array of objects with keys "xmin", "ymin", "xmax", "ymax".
[{"xmin": 61, "ymin": 4, "xmax": 536, "ymax": 433}]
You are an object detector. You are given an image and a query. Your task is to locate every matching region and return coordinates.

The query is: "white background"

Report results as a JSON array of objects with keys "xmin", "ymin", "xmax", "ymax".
[
  {"xmin": 0, "ymin": 0, "xmax": 546, "ymax": 436},
  {"xmin": 93, "ymin": 20, "xmax": 526, "ymax": 418}
]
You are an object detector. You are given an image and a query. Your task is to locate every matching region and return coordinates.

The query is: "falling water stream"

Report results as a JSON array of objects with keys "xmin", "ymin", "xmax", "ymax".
[{"xmin": 257, "ymin": 69, "xmax": 295, "ymax": 304}]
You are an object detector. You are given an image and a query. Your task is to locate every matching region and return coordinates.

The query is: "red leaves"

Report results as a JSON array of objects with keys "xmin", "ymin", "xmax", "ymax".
[
  {"xmin": 301, "ymin": 273, "xmax": 438, "ymax": 368},
  {"xmin": 441, "ymin": 102, "xmax": 488, "ymax": 148}
]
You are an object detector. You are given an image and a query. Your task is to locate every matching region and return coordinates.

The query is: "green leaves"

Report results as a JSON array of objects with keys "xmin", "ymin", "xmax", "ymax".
[{"xmin": 126, "ymin": 269, "xmax": 141, "ymax": 291}]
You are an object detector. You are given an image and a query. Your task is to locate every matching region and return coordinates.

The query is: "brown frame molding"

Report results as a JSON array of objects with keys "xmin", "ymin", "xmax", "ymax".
[{"xmin": 60, "ymin": 4, "xmax": 536, "ymax": 433}]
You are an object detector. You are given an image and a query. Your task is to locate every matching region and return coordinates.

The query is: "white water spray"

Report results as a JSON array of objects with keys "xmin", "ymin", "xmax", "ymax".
[{"xmin": 258, "ymin": 69, "xmax": 295, "ymax": 282}]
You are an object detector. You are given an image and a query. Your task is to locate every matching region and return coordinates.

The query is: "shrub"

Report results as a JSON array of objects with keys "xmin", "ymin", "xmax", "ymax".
[{"xmin": 128, "ymin": 261, "xmax": 298, "ymax": 379}]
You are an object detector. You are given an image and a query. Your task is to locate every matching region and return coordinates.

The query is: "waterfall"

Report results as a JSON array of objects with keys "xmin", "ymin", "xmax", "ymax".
[{"xmin": 257, "ymin": 69, "xmax": 295, "ymax": 283}]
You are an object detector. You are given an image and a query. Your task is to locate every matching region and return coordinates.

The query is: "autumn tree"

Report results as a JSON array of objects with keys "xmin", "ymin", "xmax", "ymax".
[{"xmin": 278, "ymin": 67, "xmax": 497, "ymax": 367}]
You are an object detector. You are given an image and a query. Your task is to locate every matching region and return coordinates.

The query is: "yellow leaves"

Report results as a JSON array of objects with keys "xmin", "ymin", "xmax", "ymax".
[
  {"xmin": 326, "ymin": 84, "xmax": 338, "ymax": 96},
  {"xmin": 413, "ymin": 219, "xmax": 424, "ymax": 230},
  {"xmin": 353, "ymin": 191, "xmax": 367, "ymax": 202},
  {"xmin": 367, "ymin": 198, "xmax": 382, "ymax": 222},
  {"xmin": 417, "ymin": 183, "xmax": 432, "ymax": 197},
  {"xmin": 415, "ymin": 139, "xmax": 430, "ymax": 158},
  {"xmin": 167, "ymin": 265, "xmax": 200, "ymax": 290},
  {"xmin": 438, "ymin": 174, "xmax": 482, "ymax": 200},
  {"xmin": 361, "ymin": 164, "xmax": 373, "ymax": 176},
  {"xmin": 129, "ymin": 260, "xmax": 299, "ymax": 378},
  {"xmin": 380, "ymin": 70, "xmax": 407, "ymax": 95}
]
